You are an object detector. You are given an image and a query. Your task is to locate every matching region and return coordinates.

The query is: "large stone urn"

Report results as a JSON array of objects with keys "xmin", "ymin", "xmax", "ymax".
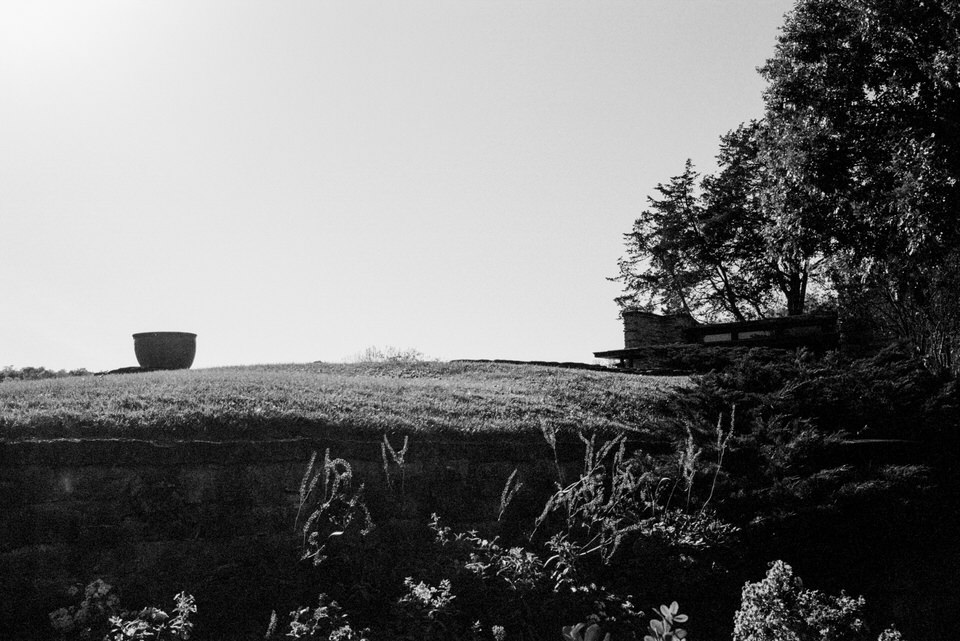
[{"xmin": 133, "ymin": 332, "xmax": 197, "ymax": 369}]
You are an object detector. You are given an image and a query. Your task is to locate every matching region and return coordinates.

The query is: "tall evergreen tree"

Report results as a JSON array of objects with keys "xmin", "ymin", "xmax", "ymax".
[{"xmin": 615, "ymin": 123, "xmax": 831, "ymax": 321}]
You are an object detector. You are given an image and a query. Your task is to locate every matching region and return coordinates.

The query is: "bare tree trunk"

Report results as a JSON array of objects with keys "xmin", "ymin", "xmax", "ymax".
[
  {"xmin": 715, "ymin": 265, "xmax": 747, "ymax": 322},
  {"xmin": 781, "ymin": 271, "xmax": 806, "ymax": 316}
]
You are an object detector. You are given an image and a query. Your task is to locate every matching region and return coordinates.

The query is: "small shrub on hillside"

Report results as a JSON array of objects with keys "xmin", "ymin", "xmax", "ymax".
[
  {"xmin": 424, "ymin": 514, "xmax": 643, "ymax": 641},
  {"xmin": 392, "ymin": 577, "xmax": 458, "ymax": 641},
  {"xmin": 349, "ymin": 346, "xmax": 428, "ymax": 364},
  {"xmin": 732, "ymin": 416, "xmax": 853, "ymax": 514},
  {"xmin": 49, "ymin": 579, "xmax": 121, "ymax": 640},
  {"xmin": 425, "ymin": 515, "xmax": 558, "ymax": 639},
  {"xmin": 733, "ymin": 560, "xmax": 867, "ymax": 641},
  {"xmin": 266, "ymin": 594, "xmax": 369, "ymax": 641},
  {"xmin": 106, "ymin": 592, "xmax": 196, "ymax": 641},
  {"xmin": 877, "ymin": 627, "xmax": 905, "ymax": 641},
  {"xmin": 49, "ymin": 581, "xmax": 196, "ymax": 641}
]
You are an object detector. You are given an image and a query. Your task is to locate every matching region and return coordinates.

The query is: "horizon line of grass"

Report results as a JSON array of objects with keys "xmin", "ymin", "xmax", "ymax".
[{"xmin": 0, "ymin": 360, "xmax": 689, "ymax": 441}]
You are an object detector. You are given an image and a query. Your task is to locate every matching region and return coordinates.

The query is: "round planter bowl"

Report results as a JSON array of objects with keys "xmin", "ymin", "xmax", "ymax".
[{"xmin": 133, "ymin": 332, "xmax": 197, "ymax": 370}]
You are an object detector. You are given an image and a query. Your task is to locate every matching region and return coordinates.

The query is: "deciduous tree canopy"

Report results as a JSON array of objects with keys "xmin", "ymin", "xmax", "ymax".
[
  {"xmin": 613, "ymin": 122, "xmax": 831, "ymax": 322},
  {"xmin": 761, "ymin": 0, "xmax": 960, "ymax": 371},
  {"xmin": 616, "ymin": 0, "xmax": 960, "ymax": 371}
]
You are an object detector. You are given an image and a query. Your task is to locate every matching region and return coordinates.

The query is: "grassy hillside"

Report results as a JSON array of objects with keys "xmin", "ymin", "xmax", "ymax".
[{"xmin": 0, "ymin": 361, "xmax": 688, "ymax": 440}]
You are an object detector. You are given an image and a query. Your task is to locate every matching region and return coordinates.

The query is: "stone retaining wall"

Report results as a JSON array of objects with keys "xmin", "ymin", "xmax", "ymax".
[{"xmin": 0, "ymin": 432, "xmax": 590, "ymax": 638}]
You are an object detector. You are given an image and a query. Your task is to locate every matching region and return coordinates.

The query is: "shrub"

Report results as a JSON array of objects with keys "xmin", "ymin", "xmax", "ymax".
[
  {"xmin": 563, "ymin": 621, "xmax": 611, "ymax": 641},
  {"xmin": 683, "ymin": 343, "xmax": 951, "ymax": 440},
  {"xmin": 392, "ymin": 577, "xmax": 458, "ymax": 641},
  {"xmin": 349, "ymin": 346, "xmax": 428, "ymax": 364},
  {"xmin": 1, "ymin": 365, "xmax": 90, "ymax": 382},
  {"xmin": 49, "ymin": 579, "xmax": 121, "ymax": 640},
  {"xmin": 106, "ymin": 592, "xmax": 196, "ymax": 641},
  {"xmin": 732, "ymin": 560, "xmax": 867, "ymax": 641},
  {"xmin": 266, "ymin": 594, "xmax": 369, "ymax": 641}
]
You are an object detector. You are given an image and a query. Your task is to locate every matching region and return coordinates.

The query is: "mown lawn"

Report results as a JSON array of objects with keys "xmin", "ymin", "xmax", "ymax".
[{"xmin": 0, "ymin": 361, "xmax": 689, "ymax": 440}]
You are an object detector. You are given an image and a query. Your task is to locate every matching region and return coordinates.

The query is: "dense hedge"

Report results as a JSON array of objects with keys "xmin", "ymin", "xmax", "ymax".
[
  {"xmin": 661, "ymin": 344, "xmax": 960, "ymax": 637},
  {"xmin": 679, "ymin": 343, "xmax": 958, "ymax": 440}
]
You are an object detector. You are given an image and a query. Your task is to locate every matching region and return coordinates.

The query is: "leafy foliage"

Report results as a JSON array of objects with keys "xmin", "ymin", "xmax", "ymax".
[
  {"xmin": 49, "ymin": 582, "xmax": 196, "ymax": 641},
  {"xmin": 644, "ymin": 602, "xmax": 688, "ymax": 641},
  {"xmin": 618, "ymin": 0, "xmax": 960, "ymax": 369},
  {"xmin": 563, "ymin": 621, "xmax": 611, "ymax": 641},
  {"xmin": 281, "ymin": 426, "xmax": 734, "ymax": 641},
  {"xmin": 426, "ymin": 513, "xmax": 643, "ymax": 641},
  {"xmin": 106, "ymin": 592, "xmax": 196, "ymax": 641},
  {"xmin": 35, "ymin": 351, "xmax": 952, "ymax": 640},
  {"xmin": 733, "ymin": 561, "xmax": 867, "ymax": 641},
  {"xmin": 759, "ymin": 0, "xmax": 960, "ymax": 372},
  {"xmin": 393, "ymin": 578, "xmax": 458, "ymax": 641},
  {"xmin": 1, "ymin": 365, "xmax": 89, "ymax": 382},
  {"xmin": 683, "ymin": 345, "xmax": 954, "ymax": 440},
  {"xmin": 49, "ymin": 579, "xmax": 121, "ymax": 641},
  {"xmin": 669, "ymin": 346, "xmax": 949, "ymax": 537},
  {"xmin": 267, "ymin": 594, "xmax": 369, "ymax": 641},
  {"xmin": 613, "ymin": 125, "xmax": 834, "ymax": 322},
  {"xmin": 282, "ymin": 424, "xmax": 736, "ymax": 640},
  {"xmin": 348, "ymin": 346, "xmax": 430, "ymax": 364},
  {"xmin": 614, "ymin": 161, "xmax": 714, "ymax": 318}
]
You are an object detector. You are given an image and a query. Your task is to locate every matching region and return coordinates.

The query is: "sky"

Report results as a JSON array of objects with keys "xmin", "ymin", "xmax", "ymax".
[{"xmin": 1, "ymin": 0, "xmax": 795, "ymax": 371}]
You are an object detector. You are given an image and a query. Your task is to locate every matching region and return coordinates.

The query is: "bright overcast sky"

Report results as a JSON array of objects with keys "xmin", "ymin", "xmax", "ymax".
[{"xmin": 1, "ymin": 0, "xmax": 794, "ymax": 371}]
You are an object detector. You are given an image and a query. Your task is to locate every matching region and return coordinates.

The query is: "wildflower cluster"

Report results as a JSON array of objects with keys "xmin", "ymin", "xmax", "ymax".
[{"xmin": 106, "ymin": 592, "xmax": 196, "ymax": 641}]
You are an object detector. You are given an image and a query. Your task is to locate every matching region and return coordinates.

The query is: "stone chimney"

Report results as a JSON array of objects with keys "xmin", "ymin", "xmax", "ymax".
[{"xmin": 622, "ymin": 310, "xmax": 698, "ymax": 348}]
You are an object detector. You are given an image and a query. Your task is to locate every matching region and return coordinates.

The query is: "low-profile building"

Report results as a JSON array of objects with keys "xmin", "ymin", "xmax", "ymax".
[{"xmin": 594, "ymin": 310, "xmax": 840, "ymax": 369}]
